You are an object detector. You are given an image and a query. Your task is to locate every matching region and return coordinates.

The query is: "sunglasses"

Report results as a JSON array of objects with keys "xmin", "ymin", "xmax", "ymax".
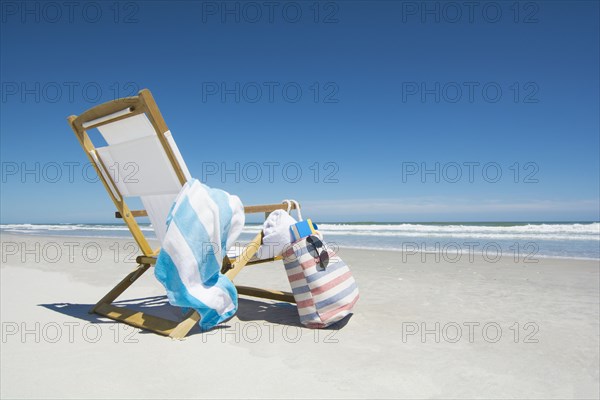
[{"xmin": 306, "ymin": 235, "xmax": 329, "ymax": 271}]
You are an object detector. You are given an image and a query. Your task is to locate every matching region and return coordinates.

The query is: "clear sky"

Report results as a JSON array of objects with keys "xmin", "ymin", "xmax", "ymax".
[{"xmin": 1, "ymin": 0, "xmax": 599, "ymax": 223}]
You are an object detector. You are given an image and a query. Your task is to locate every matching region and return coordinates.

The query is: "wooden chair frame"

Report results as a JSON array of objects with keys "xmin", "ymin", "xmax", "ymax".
[{"xmin": 67, "ymin": 89, "xmax": 295, "ymax": 339}]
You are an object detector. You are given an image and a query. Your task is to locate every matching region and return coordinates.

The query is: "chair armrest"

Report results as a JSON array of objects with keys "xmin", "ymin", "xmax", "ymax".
[
  {"xmin": 243, "ymin": 202, "xmax": 297, "ymax": 214},
  {"xmin": 115, "ymin": 210, "xmax": 148, "ymax": 218},
  {"xmin": 136, "ymin": 255, "xmax": 157, "ymax": 265}
]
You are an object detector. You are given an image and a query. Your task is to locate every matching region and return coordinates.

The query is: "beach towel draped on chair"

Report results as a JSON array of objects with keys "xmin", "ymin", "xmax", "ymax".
[{"xmin": 154, "ymin": 179, "xmax": 245, "ymax": 330}]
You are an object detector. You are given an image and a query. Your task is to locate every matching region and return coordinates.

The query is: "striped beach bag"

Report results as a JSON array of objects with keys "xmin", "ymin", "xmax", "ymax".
[{"xmin": 282, "ymin": 231, "xmax": 359, "ymax": 328}]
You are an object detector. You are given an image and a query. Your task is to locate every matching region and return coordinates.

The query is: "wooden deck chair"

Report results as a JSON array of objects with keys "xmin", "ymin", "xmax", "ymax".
[{"xmin": 67, "ymin": 89, "xmax": 296, "ymax": 339}]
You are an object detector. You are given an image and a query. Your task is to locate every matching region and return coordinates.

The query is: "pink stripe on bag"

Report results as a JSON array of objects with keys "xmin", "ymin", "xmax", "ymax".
[
  {"xmin": 282, "ymin": 247, "xmax": 295, "ymax": 258},
  {"xmin": 296, "ymin": 298, "xmax": 315, "ymax": 308},
  {"xmin": 320, "ymin": 294, "xmax": 359, "ymax": 322},
  {"xmin": 299, "ymin": 256, "xmax": 319, "ymax": 270},
  {"xmin": 311, "ymin": 271, "xmax": 352, "ymax": 295},
  {"xmin": 288, "ymin": 272, "xmax": 306, "ymax": 282}
]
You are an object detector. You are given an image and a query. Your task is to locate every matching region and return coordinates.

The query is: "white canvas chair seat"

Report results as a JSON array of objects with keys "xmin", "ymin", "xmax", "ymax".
[{"xmin": 93, "ymin": 114, "xmax": 191, "ymax": 243}]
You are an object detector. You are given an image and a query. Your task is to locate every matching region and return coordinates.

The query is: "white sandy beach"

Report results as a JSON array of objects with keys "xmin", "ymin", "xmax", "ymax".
[{"xmin": 1, "ymin": 232, "xmax": 598, "ymax": 399}]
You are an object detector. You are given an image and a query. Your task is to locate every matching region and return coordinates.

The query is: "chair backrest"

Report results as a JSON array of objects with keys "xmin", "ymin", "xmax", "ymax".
[{"xmin": 68, "ymin": 89, "xmax": 191, "ymax": 254}]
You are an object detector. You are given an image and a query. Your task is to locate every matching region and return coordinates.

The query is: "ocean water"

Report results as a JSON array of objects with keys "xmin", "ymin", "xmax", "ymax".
[{"xmin": 1, "ymin": 222, "xmax": 599, "ymax": 260}]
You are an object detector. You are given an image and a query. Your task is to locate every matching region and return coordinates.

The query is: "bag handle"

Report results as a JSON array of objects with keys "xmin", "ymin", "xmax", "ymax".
[
  {"xmin": 282, "ymin": 199, "xmax": 303, "ymax": 221},
  {"xmin": 291, "ymin": 200, "xmax": 302, "ymax": 221}
]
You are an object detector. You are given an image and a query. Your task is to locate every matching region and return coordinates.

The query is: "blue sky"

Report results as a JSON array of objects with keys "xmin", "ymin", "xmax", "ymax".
[{"xmin": 1, "ymin": 0, "xmax": 599, "ymax": 223}]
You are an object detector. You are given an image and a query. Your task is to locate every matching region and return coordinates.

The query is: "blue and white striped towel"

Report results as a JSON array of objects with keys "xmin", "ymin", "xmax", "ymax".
[{"xmin": 154, "ymin": 179, "xmax": 245, "ymax": 330}]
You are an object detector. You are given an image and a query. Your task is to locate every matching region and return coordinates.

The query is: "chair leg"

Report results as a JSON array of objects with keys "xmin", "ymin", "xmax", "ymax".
[
  {"xmin": 224, "ymin": 232, "xmax": 263, "ymax": 281},
  {"xmin": 168, "ymin": 309, "xmax": 201, "ymax": 339},
  {"xmin": 94, "ymin": 303, "xmax": 182, "ymax": 336},
  {"xmin": 236, "ymin": 285, "xmax": 296, "ymax": 303},
  {"xmin": 90, "ymin": 263, "xmax": 151, "ymax": 314},
  {"xmin": 88, "ymin": 232, "xmax": 286, "ymax": 339},
  {"xmin": 90, "ymin": 263, "xmax": 196, "ymax": 338}
]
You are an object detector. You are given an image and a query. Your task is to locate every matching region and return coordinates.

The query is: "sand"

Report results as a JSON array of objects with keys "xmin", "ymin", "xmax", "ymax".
[{"xmin": 1, "ymin": 232, "xmax": 598, "ymax": 399}]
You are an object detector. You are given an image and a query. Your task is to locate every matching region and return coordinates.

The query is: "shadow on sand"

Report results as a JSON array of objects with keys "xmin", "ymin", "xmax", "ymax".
[{"xmin": 40, "ymin": 295, "xmax": 351, "ymax": 337}]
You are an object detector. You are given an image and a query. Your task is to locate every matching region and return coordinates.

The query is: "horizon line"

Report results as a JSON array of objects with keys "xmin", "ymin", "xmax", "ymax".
[{"xmin": 2, "ymin": 220, "xmax": 599, "ymax": 225}]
